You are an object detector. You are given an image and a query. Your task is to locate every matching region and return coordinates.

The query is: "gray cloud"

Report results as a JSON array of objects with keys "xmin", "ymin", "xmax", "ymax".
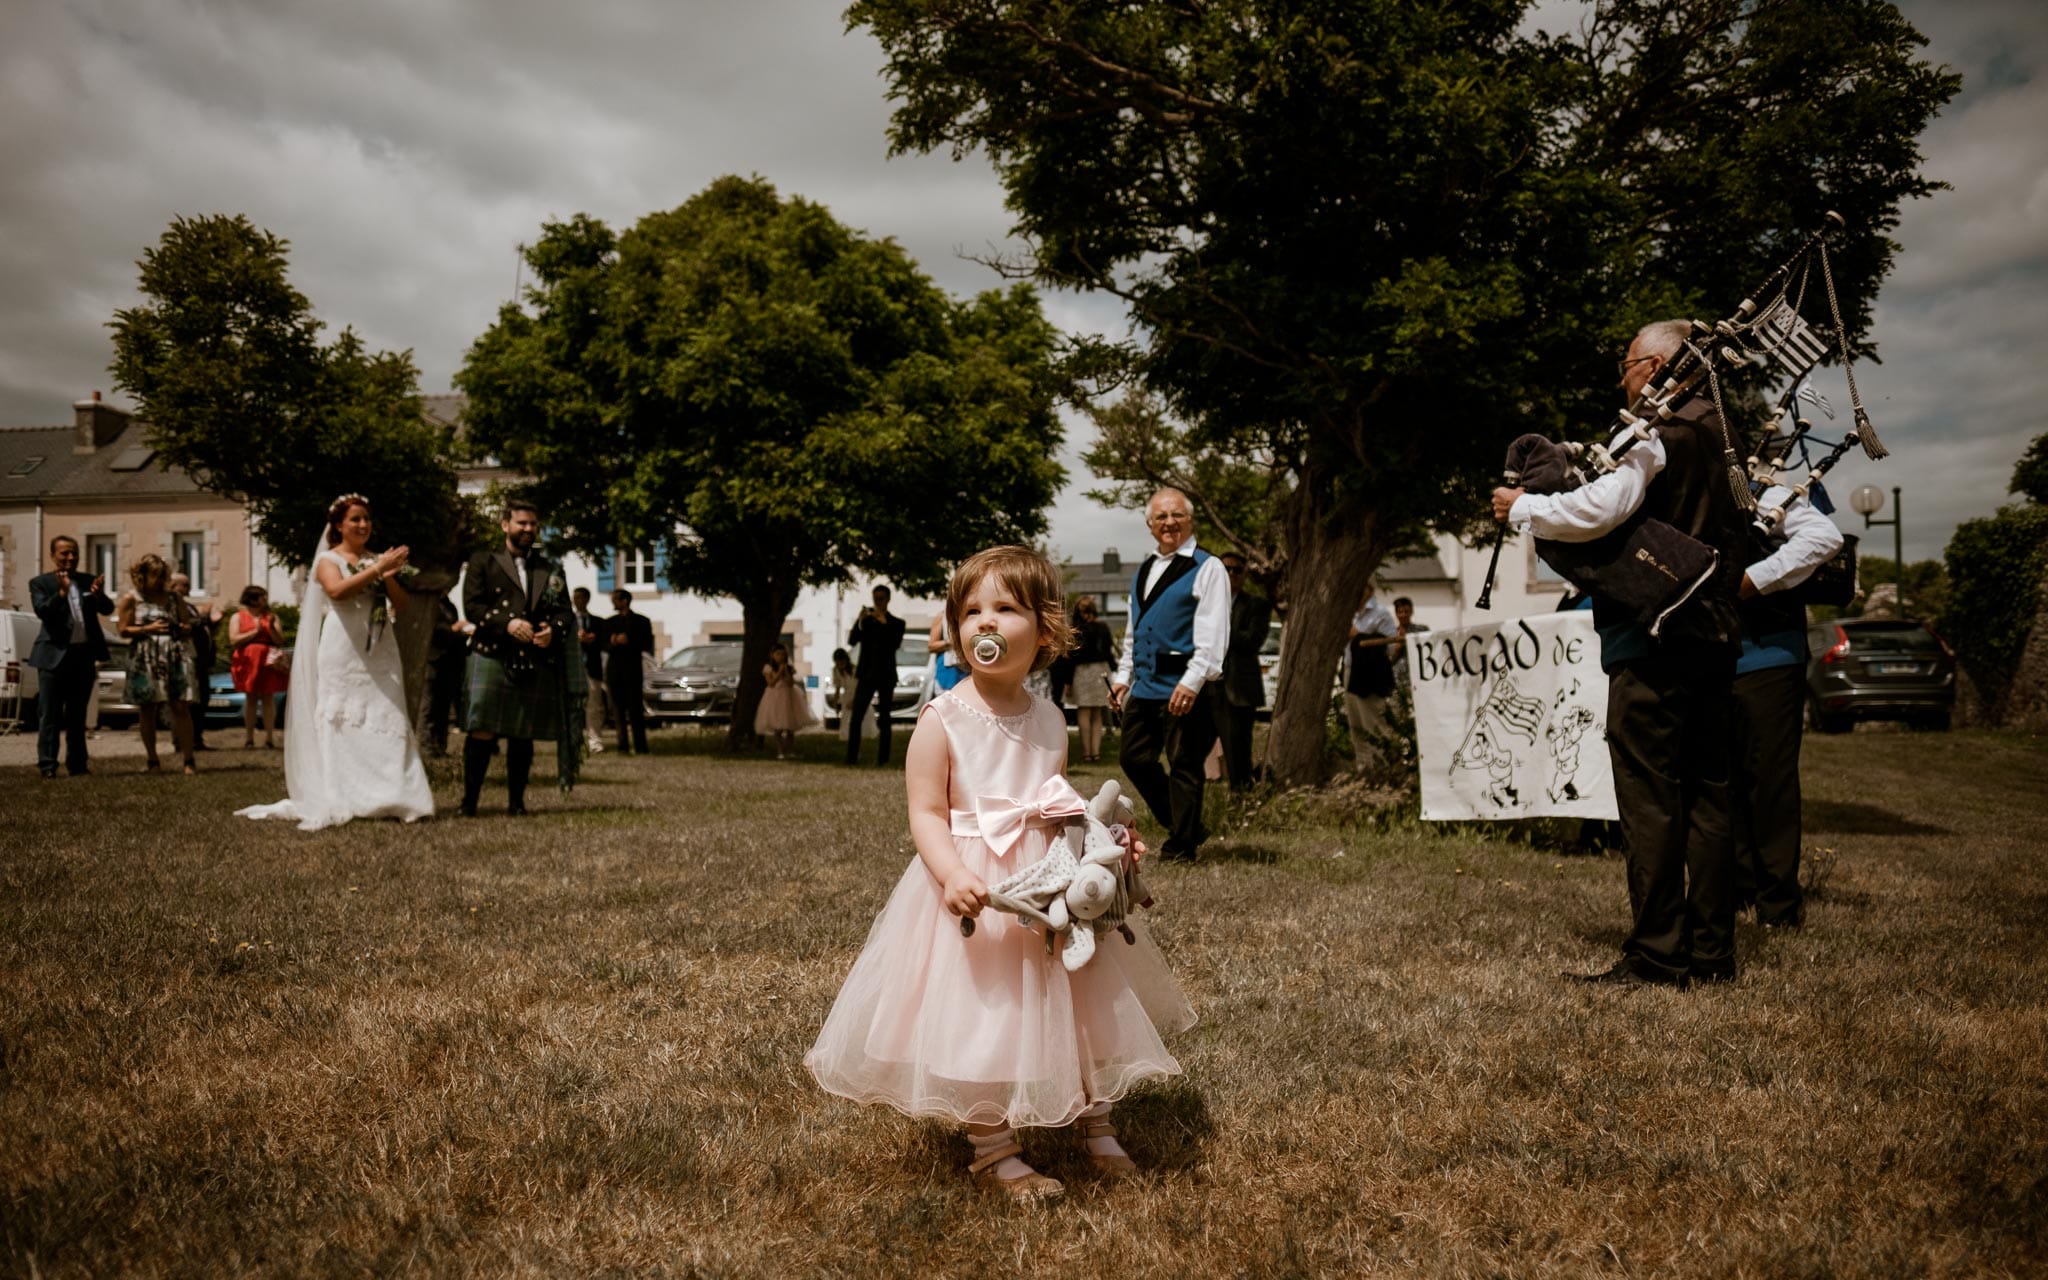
[{"xmin": 1, "ymin": 0, "xmax": 2039, "ymax": 564}]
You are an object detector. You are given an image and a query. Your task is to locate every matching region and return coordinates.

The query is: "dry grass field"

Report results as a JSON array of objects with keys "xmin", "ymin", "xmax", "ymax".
[{"xmin": 3, "ymin": 725, "xmax": 2046, "ymax": 1278}]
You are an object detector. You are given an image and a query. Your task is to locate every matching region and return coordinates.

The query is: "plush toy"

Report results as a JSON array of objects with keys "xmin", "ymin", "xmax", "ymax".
[{"xmin": 961, "ymin": 778, "xmax": 1155, "ymax": 971}]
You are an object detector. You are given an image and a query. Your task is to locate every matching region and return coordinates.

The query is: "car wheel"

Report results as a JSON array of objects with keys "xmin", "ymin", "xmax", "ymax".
[{"xmin": 1807, "ymin": 698, "xmax": 1851, "ymax": 735}]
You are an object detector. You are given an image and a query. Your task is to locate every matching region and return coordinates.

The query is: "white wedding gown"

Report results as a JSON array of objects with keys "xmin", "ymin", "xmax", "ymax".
[{"xmin": 238, "ymin": 548, "xmax": 434, "ymax": 830}]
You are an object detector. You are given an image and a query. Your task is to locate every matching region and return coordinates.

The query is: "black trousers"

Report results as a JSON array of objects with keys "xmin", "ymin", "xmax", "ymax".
[
  {"xmin": 1732, "ymin": 664, "xmax": 1805, "ymax": 927},
  {"xmin": 1118, "ymin": 687, "xmax": 1218, "ymax": 856},
  {"xmin": 35, "ymin": 649, "xmax": 96, "ymax": 776},
  {"xmin": 844, "ymin": 674, "xmax": 896, "ymax": 765},
  {"xmin": 608, "ymin": 673, "xmax": 648, "ymax": 753},
  {"xmin": 1217, "ymin": 689, "xmax": 1258, "ymax": 792},
  {"xmin": 1606, "ymin": 650, "xmax": 1738, "ymax": 980}
]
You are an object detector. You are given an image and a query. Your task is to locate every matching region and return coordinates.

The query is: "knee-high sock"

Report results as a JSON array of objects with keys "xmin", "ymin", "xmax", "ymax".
[
  {"xmin": 505, "ymin": 738, "xmax": 534, "ymax": 808},
  {"xmin": 462, "ymin": 736, "xmax": 496, "ymax": 811}
]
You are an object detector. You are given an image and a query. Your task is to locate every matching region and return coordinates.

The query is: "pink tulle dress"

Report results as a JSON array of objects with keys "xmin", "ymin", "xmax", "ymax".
[{"xmin": 805, "ymin": 690, "xmax": 1194, "ymax": 1128}]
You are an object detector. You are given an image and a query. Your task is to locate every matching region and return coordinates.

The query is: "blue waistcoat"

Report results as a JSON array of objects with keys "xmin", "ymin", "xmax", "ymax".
[{"xmin": 1128, "ymin": 549, "xmax": 1211, "ymax": 700}]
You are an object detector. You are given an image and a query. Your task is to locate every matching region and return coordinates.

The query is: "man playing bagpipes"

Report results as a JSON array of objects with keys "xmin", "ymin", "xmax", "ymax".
[
  {"xmin": 1483, "ymin": 213, "xmax": 1887, "ymax": 987},
  {"xmin": 1491, "ymin": 319, "xmax": 1750, "ymax": 989},
  {"xmin": 1732, "ymin": 414, "xmax": 1846, "ymax": 933}
]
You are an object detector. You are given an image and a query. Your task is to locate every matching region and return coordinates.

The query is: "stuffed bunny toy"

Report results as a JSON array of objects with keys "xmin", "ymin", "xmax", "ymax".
[{"xmin": 964, "ymin": 778, "xmax": 1155, "ymax": 972}]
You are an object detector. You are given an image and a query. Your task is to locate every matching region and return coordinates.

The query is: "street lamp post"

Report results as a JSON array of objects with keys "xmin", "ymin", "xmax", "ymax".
[{"xmin": 1849, "ymin": 484, "xmax": 1904, "ymax": 619}]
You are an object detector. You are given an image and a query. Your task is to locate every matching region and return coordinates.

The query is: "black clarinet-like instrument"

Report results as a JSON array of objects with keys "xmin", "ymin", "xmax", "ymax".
[{"xmin": 1474, "ymin": 466, "xmax": 1521, "ymax": 610}]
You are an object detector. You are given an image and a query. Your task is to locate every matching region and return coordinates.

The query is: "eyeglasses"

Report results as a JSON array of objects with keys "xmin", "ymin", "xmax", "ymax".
[{"xmin": 1617, "ymin": 354, "xmax": 1657, "ymax": 378}]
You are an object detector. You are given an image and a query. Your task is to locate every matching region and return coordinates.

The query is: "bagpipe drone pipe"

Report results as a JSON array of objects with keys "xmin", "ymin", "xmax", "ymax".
[{"xmin": 1475, "ymin": 212, "xmax": 1886, "ymax": 631}]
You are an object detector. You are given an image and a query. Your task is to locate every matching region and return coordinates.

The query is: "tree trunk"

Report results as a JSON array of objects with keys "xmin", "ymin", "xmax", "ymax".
[
  {"xmin": 1262, "ymin": 477, "xmax": 1388, "ymax": 788},
  {"xmin": 726, "ymin": 581, "xmax": 800, "ymax": 750}
]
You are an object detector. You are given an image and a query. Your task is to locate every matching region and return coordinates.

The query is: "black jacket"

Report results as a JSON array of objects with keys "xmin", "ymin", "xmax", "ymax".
[
  {"xmin": 462, "ymin": 547, "xmax": 575, "ymax": 672},
  {"xmin": 1222, "ymin": 593, "xmax": 1273, "ymax": 708},
  {"xmin": 849, "ymin": 610, "xmax": 906, "ymax": 682},
  {"xmin": 603, "ymin": 612, "xmax": 654, "ymax": 685},
  {"xmin": 28, "ymin": 571, "xmax": 112, "ymax": 670}
]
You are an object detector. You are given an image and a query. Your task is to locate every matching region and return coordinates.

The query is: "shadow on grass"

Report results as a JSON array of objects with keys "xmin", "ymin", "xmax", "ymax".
[{"xmin": 1804, "ymin": 799, "xmax": 1948, "ymax": 836}]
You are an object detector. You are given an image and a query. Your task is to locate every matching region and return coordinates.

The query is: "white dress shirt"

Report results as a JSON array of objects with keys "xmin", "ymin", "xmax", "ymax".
[
  {"xmin": 1507, "ymin": 427, "xmax": 1667, "ymax": 542},
  {"xmin": 67, "ymin": 579, "xmax": 87, "ymax": 643},
  {"xmin": 1113, "ymin": 535, "xmax": 1233, "ymax": 693},
  {"xmin": 1747, "ymin": 485, "xmax": 1844, "ymax": 593}
]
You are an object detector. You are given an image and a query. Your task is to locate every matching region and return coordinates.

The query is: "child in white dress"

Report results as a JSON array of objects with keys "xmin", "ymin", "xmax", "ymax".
[{"xmin": 805, "ymin": 546, "xmax": 1193, "ymax": 1202}]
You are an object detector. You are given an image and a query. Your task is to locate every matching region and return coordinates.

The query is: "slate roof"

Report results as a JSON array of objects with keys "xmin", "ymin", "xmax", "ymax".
[
  {"xmin": 0, "ymin": 418, "xmax": 219, "ymax": 503},
  {"xmin": 0, "ymin": 426, "xmax": 98, "ymax": 505}
]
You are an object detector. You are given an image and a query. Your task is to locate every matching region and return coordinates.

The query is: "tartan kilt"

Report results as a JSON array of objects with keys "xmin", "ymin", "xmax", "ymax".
[{"xmin": 464, "ymin": 652, "xmax": 567, "ymax": 741}]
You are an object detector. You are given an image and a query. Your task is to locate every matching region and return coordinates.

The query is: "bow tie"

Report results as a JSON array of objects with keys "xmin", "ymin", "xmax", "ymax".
[{"xmin": 973, "ymin": 774, "xmax": 1089, "ymax": 858}]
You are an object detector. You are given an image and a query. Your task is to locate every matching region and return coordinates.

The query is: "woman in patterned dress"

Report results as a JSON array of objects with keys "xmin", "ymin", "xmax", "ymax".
[{"xmin": 117, "ymin": 553, "xmax": 200, "ymax": 774}]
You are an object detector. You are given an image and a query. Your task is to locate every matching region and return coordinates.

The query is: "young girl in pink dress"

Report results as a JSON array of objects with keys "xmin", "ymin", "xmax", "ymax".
[{"xmin": 806, "ymin": 546, "xmax": 1194, "ymax": 1203}]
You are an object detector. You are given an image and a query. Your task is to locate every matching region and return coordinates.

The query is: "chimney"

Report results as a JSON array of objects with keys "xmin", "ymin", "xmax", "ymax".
[
  {"xmin": 73, "ymin": 390, "xmax": 129, "ymax": 454},
  {"xmin": 1102, "ymin": 548, "xmax": 1121, "ymax": 575}
]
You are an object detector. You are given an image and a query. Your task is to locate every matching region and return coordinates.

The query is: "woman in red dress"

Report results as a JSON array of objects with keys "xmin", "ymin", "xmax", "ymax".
[{"xmin": 228, "ymin": 584, "xmax": 290, "ymax": 749}]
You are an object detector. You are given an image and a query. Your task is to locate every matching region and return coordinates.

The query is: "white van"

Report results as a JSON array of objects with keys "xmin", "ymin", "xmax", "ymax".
[{"xmin": 2, "ymin": 608, "xmax": 43, "ymax": 723}]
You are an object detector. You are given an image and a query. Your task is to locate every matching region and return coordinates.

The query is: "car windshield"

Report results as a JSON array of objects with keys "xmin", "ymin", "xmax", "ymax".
[
  {"xmin": 1847, "ymin": 624, "xmax": 1942, "ymax": 652},
  {"xmin": 897, "ymin": 642, "xmax": 931, "ymax": 667},
  {"xmin": 662, "ymin": 645, "xmax": 743, "ymax": 671}
]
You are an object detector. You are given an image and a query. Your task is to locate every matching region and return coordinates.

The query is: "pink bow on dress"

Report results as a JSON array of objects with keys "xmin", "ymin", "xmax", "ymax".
[{"xmin": 971, "ymin": 774, "xmax": 1089, "ymax": 857}]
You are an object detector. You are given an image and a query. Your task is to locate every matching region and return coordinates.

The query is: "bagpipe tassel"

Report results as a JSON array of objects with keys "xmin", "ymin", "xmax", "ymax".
[{"xmin": 1854, "ymin": 407, "xmax": 1889, "ymax": 461}]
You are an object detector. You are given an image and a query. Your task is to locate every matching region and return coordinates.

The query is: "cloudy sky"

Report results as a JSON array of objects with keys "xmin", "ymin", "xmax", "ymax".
[{"xmin": 1, "ymin": 0, "xmax": 2040, "ymax": 563}]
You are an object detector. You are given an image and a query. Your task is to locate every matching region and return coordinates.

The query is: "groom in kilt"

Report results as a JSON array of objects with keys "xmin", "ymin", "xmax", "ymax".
[{"xmin": 460, "ymin": 499, "xmax": 582, "ymax": 816}]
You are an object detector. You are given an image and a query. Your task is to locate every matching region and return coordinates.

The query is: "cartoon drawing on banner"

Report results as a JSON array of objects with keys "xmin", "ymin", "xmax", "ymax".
[
  {"xmin": 1545, "ymin": 683, "xmax": 1597, "ymax": 802},
  {"xmin": 1413, "ymin": 612, "xmax": 1615, "ymax": 821},
  {"xmin": 1448, "ymin": 672, "xmax": 1547, "ymax": 811}
]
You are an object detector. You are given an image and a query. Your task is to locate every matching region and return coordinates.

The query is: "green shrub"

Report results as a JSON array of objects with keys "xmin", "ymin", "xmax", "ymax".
[{"xmin": 1941, "ymin": 504, "xmax": 2048, "ymax": 719}]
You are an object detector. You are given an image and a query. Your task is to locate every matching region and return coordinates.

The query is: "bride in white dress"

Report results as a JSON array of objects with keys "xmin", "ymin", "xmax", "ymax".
[{"xmin": 238, "ymin": 494, "xmax": 435, "ymax": 830}]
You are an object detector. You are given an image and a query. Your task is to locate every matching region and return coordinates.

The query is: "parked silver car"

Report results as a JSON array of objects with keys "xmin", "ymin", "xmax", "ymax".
[{"xmin": 643, "ymin": 642, "xmax": 745, "ymax": 723}]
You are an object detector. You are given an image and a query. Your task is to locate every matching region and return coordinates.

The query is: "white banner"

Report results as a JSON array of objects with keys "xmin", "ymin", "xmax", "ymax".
[{"xmin": 1409, "ymin": 610, "xmax": 1616, "ymax": 821}]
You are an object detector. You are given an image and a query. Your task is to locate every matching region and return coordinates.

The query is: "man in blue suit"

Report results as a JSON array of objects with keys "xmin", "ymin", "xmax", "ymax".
[
  {"xmin": 28, "ymin": 535, "xmax": 112, "ymax": 779},
  {"xmin": 1110, "ymin": 487, "xmax": 1231, "ymax": 862}
]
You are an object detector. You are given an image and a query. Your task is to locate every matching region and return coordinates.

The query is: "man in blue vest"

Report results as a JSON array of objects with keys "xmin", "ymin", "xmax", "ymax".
[
  {"xmin": 1733, "ymin": 483, "xmax": 1842, "ymax": 930},
  {"xmin": 1110, "ymin": 487, "xmax": 1231, "ymax": 862}
]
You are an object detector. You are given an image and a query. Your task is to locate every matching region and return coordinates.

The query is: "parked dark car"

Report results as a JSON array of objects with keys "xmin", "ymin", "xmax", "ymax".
[
  {"xmin": 1805, "ymin": 619, "xmax": 1955, "ymax": 733},
  {"xmin": 644, "ymin": 642, "xmax": 745, "ymax": 724}
]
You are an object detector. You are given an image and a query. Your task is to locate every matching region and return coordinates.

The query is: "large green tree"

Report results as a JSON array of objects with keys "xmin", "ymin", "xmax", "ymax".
[
  {"xmin": 456, "ymin": 176, "xmax": 1067, "ymax": 744},
  {"xmin": 108, "ymin": 215, "xmax": 477, "ymax": 570},
  {"xmin": 849, "ymin": 0, "xmax": 1958, "ymax": 783}
]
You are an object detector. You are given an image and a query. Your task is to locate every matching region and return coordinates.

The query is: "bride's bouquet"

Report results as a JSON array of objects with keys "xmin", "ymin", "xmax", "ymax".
[{"xmin": 348, "ymin": 558, "xmax": 420, "ymax": 652}]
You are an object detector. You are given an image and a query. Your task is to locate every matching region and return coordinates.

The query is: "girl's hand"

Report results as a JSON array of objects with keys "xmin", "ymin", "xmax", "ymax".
[
  {"xmin": 942, "ymin": 871, "xmax": 989, "ymax": 920},
  {"xmin": 1126, "ymin": 833, "xmax": 1147, "ymax": 867}
]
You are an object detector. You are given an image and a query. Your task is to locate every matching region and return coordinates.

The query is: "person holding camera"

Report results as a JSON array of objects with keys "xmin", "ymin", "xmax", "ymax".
[
  {"xmin": 845, "ymin": 584, "xmax": 907, "ymax": 766},
  {"xmin": 117, "ymin": 553, "xmax": 201, "ymax": 774}
]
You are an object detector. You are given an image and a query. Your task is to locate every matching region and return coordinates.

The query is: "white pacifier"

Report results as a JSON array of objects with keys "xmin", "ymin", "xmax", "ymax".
[{"xmin": 970, "ymin": 631, "xmax": 1009, "ymax": 665}]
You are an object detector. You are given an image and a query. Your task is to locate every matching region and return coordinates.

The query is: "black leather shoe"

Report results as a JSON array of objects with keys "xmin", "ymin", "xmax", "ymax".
[
  {"xmin": 506, "ymin": 804, "xmax": 528, "ymax": 818},
  {"xmin": 1566, "ymin": 961, "xmax": 1687, "ymax": 990},
  {"xmin": 458, "ymin": 802, "xmax": 478, "ymax": 818}
]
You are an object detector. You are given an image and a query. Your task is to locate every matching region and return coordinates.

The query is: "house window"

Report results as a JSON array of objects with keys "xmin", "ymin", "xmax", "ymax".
[
  {"xmin": 619, "ymin": 546, "xmax": 658, "ymax": 590},
  {"xmin": 174, "ymin": 532, "xmax": 207, "ymax": 595},
  {"xmin": 86, "ymin": 535, "xmax": 119, "ymax": 587}
]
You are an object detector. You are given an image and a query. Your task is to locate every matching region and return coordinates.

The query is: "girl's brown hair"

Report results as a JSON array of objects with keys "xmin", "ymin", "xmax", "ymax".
[{"xmin": 944, "ymin": 546, "xmax": 1073, "ymax": 673}]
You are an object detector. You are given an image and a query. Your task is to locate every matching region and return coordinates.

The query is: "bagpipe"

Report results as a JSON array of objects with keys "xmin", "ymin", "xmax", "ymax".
[{"xmin": 1475, "ymin": 212, "xmax": 1884, "ymax": 630}]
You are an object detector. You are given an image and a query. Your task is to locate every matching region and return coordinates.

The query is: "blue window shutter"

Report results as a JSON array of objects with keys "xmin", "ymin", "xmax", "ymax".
[
  {"xmin": 597, "ymin": 550, "xmax": 615, "ymax": 593},
  {"xmin": 653, "ymin": 544, "xmax": 669, "ymax": 592}
]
